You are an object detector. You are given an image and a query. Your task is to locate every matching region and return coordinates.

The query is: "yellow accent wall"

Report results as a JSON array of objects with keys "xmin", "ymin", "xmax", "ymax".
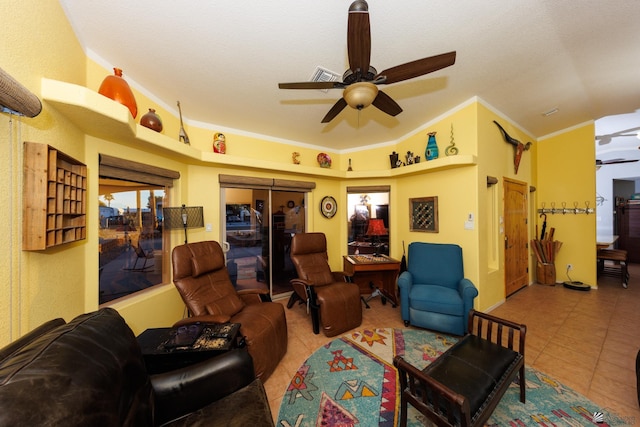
[
  {"xmin": 476, "ymin": 104, "xmax": 535, "ymax": 308},
  {"xmin": 0, "ymin": 1, "xmax": 597, "ymax": 345},
  {"xmin": 536, "ymin": 124, "xmax": 597, "ymax": 286},
  {"xmin": 0, "ymin": 1, "xmax": 87, "ymax": 342}
]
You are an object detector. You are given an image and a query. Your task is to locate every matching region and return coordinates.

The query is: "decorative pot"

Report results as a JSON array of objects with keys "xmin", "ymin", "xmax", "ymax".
[
  {"xmin": 213, "ymin": 132, "xmax": 226, "ymax": 154},
  {"xmin": 426, "ymin": 132, "xmax": 439, "ymax": 160},
  {"xmin": 389, "ymin": 151, "xmax": 399, "ymax": 168},
  {"xmin": 98, "ymin": 67, "xmax": 138, "ymax": 118},
  {"xmin": 140, "ymin": 108, "xmax": 163, "ymax": 132}
]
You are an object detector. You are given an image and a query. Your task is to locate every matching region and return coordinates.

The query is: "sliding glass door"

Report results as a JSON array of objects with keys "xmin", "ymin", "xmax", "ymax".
[{"xmin": 222, "ymin": 188, "xmax": 305, "ymax": 299}]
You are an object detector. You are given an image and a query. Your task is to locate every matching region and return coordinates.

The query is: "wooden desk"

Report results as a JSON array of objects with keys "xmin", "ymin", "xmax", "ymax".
[
  {"xmin": 596, "ymin": 235, "xmax": 618, "ymax": 250},
  {"xmin": 343, "ymin": 255, "xmax": 400, "ymax": 308}
]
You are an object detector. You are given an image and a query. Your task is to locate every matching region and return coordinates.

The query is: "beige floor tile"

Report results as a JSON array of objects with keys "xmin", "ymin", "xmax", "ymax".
[
  {"xmin": 593, "ymin": 359, "xmax": 636, "ymax": 390},
  {"xmin": 589, "ymin": 371, "xmax": 638, "ymax": 411},
  {"xmin": 531, "ymin": 352, "xmax": 592, "ymax": 394},
  {"xmin": 264, "ymin": 263, "xmax": 640, "ymax": 424},
  {"xmin": 542, "ymin": 340, "xmax": 599, "ymax": 371}
]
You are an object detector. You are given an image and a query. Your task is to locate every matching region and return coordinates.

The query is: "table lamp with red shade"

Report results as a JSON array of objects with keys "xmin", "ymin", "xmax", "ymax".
[{"xmin": 366, "ymin": 218, "xmax": 388, "ymax": 256}]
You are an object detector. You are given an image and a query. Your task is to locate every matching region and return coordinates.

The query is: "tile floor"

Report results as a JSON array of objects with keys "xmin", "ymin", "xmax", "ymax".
[{"xmin": 263, "ymin": 264, "xmax": 640, "ymax": 425}]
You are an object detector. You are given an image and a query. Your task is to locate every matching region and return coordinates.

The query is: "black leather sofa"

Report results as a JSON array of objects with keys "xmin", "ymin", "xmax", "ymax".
[{"xmin": 0, "ymin": 308, "xmax": 274, "ymax": 426}]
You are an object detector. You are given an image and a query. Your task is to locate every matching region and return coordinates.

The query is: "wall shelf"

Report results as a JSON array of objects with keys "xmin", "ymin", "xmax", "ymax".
[
  {"xmin": 41, "ymin": 78, "xmax": 476, "ymax": 179},
  {"xmin": 23, "ymin": 141, "xmax": 87, "ymax": 250}
]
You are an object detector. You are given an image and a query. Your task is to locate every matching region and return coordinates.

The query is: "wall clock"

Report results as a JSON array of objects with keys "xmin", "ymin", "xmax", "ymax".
[{"xmin": 320, "ymin": 196, "xmax": 337, "ymax": 218}]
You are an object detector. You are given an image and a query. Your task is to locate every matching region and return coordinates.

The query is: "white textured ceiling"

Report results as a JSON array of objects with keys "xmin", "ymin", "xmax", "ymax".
[{"xmin": 59, "ymin": 0, "xmax": 640, "ymax": 157}]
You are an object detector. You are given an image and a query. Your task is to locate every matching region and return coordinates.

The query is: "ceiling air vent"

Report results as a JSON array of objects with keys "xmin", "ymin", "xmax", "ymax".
[{"xmin": 310, "ymin": 66, "xmax": 341, "ymax": 92}]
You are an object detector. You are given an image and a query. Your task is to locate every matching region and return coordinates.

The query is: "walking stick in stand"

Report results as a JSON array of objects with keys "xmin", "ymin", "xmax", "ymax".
[{"xmin": 400, "ymin": 241, "xmax": 407, "ymax": 273}]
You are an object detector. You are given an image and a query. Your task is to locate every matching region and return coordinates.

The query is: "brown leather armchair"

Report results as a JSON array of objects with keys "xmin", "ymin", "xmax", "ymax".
[
  {"xmin": 288, "ymin": 232, "xmax": 362, "ymax": 337},
  {"xmin": 172, "ymin": 240, "xmax": 287, "ymax": 381}
]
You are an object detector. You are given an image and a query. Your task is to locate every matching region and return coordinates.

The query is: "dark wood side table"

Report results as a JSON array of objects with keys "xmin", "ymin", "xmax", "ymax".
[
  {"xmin": 137, "ymin": 323, "xmax": 242, "ymax": 374},
  {"xmin": 343, "ymin": 254, "xmax": 401, "ymax": 308}
]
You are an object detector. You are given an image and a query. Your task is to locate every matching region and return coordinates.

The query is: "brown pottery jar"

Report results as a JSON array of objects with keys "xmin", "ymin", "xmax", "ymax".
[{"xmin": 140, "ymin": 108, "xmax": 163, "ymax": 132}]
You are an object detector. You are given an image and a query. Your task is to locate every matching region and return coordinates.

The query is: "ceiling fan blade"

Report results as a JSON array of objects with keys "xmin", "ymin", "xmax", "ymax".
[
  {"xmin": 279, "ymin": 81, "xmax": 344, "ymax": 90},
  {"xmin": 597, "ymin": 158, "xmax": 639, "ymax": 165},
  {"xmin": 321, "ymin": 98, "xmax": 348, "ymax": 123},
  {"xmin": 376, "ymin": 51, "xmax": 456, "ymax": 85},
  {"xmin": 596, "ymin": 126, "xmax": 640, "ymax": 144},
  {"xmin": 372, "ymin": 90, "xmax": 402, "ymax": 117},
  {"xmin": 347, "ymin": 0, "xmax": 371, "ymax": 76}
]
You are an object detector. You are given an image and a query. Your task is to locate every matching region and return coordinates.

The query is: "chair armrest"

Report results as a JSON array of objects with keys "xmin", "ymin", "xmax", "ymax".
[
  {"xmin": 458, "ymin": 278, "xmax": 478, "ymax": 299},
  {"xmin": 237, "ymin": 288, "xmax": 269, "ymax": 296},
  {"xmin": 397, "ymin": 271, "xmax": 413, "ymax": 291},
  {"xmin": 290, "ymin": 278, "xmax": 313, "ymax": 287},
  {"xmin": 394, "ymin": 355, "xmax": 471, "ymax": 427},
  {"xmin": 397, "ymin": 271, "xmax": 414, "ymax": 322},
  {"xmin": 151, "ymin": 349, "xmax": 256, "ymax": 425},
  {"xmin": 237, "ymin": 288, "xmax": 270, "ymax": 305},
  {"xmin": 173, "ymin": 314, "xmax": 231, "ymax": 327},
  {"xmin": 331, "ymin": 271, "xmax": 350, "ymax": 282}
]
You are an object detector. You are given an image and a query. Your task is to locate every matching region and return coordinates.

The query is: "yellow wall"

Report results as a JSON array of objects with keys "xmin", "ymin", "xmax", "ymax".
[
  {"xmin": 476, "ymin": 104, "xmax": 536, "ymax": 309},
  {"xmin": 1, "ymin": 1, "xmax": 87, "ymax": 341},
  {"xmin": 536, "ymin": 123, "xmax": 597, "ymax": 286},
  {"xmin": 0, "ymin": 1, "xmax": 597, "ymax": 345}
]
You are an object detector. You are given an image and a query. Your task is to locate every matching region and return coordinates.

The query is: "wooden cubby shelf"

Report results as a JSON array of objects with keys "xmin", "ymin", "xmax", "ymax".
[{"xmin": 23, "ymin": 141, "xmax": 87, "ymax": 250}]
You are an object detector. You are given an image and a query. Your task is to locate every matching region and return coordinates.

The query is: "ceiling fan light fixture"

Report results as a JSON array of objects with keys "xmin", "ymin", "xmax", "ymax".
[{"xmin": 343, "ymin": 82, "xmax": 378, "ymax": 110}]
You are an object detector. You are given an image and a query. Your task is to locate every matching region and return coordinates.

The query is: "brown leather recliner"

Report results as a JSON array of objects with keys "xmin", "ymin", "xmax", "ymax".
[
  {"xmin": 288, "ymin": 232, "xmax": 362, "ymax": 337},
  {"xmin": 172, "ymin": 240, "xmax": 287, "ymax": 381}
]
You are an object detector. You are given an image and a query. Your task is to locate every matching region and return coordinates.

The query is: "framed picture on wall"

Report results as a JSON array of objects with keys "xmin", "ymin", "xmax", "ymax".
[{"xmin": 410, "ymin": 196, "xmax": 438, "ymax": 232}]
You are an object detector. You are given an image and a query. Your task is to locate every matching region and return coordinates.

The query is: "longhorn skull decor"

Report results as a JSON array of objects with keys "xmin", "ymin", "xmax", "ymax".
[{"xmin": 493, "ymin": 121, "xmax": 532, "ymax": 174}]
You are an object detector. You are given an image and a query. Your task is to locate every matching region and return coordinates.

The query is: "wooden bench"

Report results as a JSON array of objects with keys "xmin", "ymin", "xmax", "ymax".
[
  {"xmin": 597, "ymin": 248, "xmax": 629, "ymax": 288},
  {"xmin": 394, "ymin": 310, "xmax": 526, "ymax": 427}
]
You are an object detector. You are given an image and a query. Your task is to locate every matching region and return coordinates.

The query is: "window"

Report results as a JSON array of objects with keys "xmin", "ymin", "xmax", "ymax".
[
  {"xmin": 98, "ymin": 155, "xmax": 179, "ymax": 304},
  {"xmin": 346, "ymin": 186, "xmax": 390, "ymax": 255}
]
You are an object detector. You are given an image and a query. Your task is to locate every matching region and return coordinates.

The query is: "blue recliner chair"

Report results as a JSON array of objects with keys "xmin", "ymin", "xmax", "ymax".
[{"xmin": 398, "ymin": 242, "xmax": 478, "ymax": 336}]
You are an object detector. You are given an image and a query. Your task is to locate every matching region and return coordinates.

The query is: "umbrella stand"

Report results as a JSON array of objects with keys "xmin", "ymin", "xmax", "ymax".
[{"xmin": 531, "ymin": 227, "xmax": 561, "ymax": 285}]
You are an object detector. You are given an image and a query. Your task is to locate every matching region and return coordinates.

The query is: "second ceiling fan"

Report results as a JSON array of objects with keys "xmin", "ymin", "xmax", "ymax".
[{"xmin": 278, "ymin": 0, "xmax": 456, "ymax": 123}]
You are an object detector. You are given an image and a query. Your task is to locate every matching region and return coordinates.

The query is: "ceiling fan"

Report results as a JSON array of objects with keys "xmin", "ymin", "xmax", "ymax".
[
  {"xmin": 278, "ymin": 0, "xmax": 456, "ymax": 123},
  {"xmin": 595, "ymin": 127, "xmax": 640, "ymax": 145}
]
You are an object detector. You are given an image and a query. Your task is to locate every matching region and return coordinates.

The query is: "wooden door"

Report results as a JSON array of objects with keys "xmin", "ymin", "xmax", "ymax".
[{"xmin": 504, "ymin": 178, "xmax": 529, "ymax": 296}]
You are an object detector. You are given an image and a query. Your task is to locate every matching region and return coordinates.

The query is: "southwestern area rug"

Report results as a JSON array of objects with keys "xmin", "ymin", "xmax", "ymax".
[{"xmin": 277, "ymin": 328, "xmax": 627, "ymax": 427}]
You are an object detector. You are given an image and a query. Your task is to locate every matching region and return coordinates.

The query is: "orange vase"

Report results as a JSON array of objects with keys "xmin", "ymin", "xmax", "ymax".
[{"xmin": 98, "ymin": 67, "xmax": 138, "ymax": 118}]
